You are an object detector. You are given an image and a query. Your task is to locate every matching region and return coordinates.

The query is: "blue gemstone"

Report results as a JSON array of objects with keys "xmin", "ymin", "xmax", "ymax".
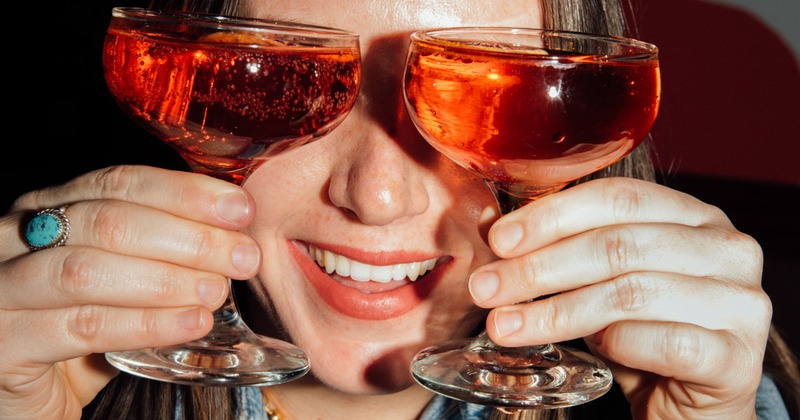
[{"xmin": 25, "ymin": 213, "xmax": 62, "ymax": 247}]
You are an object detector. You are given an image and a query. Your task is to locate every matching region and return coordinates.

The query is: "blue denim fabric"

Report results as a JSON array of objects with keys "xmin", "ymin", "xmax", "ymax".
[
  {"xmin": 756, "ymin": 374, "xmax": 791, "ymax": 420},
  {"xmin": 237, "ymin": 386, "xmax": 269, "ymax": 420}
]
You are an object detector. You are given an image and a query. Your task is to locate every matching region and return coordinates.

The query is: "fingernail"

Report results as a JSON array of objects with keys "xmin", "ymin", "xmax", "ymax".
[
  {"xmin": 198, "ymin": 278, "xmax": 226, "ymax": 307},
  {"xmin": 232, "ymin": 244, "xmax": 260, "ymax": 276},
  {"xmin": 469, "ymin": 271, "xmax": 499, "ymax": 303},
  {"xmin": 216, "ymin": 191, "xmax": 251, "ymax": 224},
  {"xmin": 493, "ymin": 222, "xmax": 523, "ymax": 254},
  {"xmin": 493, "ymin": 310, "xmax": 523, "ymax": 337},
  {"xmin": 178, "ymin": 308, "xmax": 203, "ymax": 330}
]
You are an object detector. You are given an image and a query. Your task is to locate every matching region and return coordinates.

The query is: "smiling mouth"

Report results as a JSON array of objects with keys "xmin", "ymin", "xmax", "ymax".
[
  {"xmin": 308, "ymin": 244, "xmax": 439, "ymax": 283},
  {"xmin": 291, "ymin": 242, "xmax": 447, "ymax": 319}
]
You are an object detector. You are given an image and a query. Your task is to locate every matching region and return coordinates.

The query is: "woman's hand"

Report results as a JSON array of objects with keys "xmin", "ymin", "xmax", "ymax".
[
  {"xmin": 470, "ymin": 177, "xmax": 769, "ymax": 419},
  {"xmin": 0, "ymin": 165, "xmax": 261, "ymax": 420}
]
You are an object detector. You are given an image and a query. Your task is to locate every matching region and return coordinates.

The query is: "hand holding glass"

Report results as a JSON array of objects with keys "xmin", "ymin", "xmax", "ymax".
[
  {"xmin": 102, "ymin": 7, "xmax": 360, "ymax": 386},
  {"xmin": 404, "ymin": 27, "xmax": 660, "ymax": 409}
]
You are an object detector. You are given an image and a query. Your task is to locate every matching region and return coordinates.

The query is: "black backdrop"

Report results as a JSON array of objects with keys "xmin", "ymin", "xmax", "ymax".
[{"xmin": 2, "ymin": 0, "xmax": 186, "ymax": 214}]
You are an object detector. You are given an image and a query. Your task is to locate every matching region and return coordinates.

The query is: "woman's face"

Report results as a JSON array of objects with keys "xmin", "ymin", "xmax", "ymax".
[{"xmin": 240, "ymin": 0, "xmax": 541, "ymax": 394}]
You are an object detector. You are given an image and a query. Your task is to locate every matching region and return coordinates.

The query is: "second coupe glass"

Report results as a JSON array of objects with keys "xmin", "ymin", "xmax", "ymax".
[{"xmin": 404, "ymin": 27, "xmax": 660, "ymax": 410}]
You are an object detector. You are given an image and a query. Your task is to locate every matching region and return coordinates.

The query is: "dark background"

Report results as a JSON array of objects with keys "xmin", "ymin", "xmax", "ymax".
[
  {"xmin": 4, "ymin": 0, "xmax": 798, "ymax": 360},
  {"xmin": 635, "ymin": 0, "xmax": 800, "ymax": 362}
]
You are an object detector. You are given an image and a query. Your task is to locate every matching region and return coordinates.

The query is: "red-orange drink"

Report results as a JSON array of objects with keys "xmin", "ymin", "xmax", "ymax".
[
  {"xmin": 104, "ymin": 26, "xmax": 360, "ymax": 181},
  {"xmin": 404, "ymin": 40, "xmax": 659, "ymax": 192}
]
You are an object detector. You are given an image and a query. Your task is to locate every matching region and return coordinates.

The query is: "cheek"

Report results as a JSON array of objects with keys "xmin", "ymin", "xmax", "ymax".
[
  {"xmin": 243, "ymin": 145, "xmax": 328, "ymax": 219},
  {"xmin": 437, "ymin": 158, "xmax": 497, "ymax": 250}
]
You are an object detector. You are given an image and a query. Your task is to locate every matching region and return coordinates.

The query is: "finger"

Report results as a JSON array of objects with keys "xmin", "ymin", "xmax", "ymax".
[
  {"xmin": 487, "ymin": 177, "xmax": 733, "ymax": 257},
  {"xmin": 597, "ymin": 321, "xmax": 764, "ymax": 393},
  {"xmin": 470, "ymin": 222, "xmax": 762, "ymax": 307},
  {"xmin": 6, "ymin": 200, "xmax": 262, "ymax": 280},
  {"xmin": 11, "ymin": 165, "xmax": 254, "ymax": 230},
  {"xmin": 484, "ymin": 271, "xmax": 771, "ymax": 347},
  {"xmin": 0, "ymin": 213, "xmax": 27, "ymax": 260},
  {"xmin": 2, "ymin": 305, "xmax": 214, "ymax": 366},
  {"xmin": 0, "ymin": 247, "xmax": 229, "ymax": 311}
]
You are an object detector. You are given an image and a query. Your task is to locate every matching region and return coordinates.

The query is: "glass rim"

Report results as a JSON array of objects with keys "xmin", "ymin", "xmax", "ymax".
[
  {"xmin": 110, "ymin": 7, "xmax": 359, "ymax": 41},
  {"xmin": 409, "ymin": 26, "xmax": 658, "ymax": 60}
]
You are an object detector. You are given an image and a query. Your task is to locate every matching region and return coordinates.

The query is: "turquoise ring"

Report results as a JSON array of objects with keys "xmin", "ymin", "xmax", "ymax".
[{"xmin": 24, "ymin": 206, "xmax": 71, "ymax": 251}]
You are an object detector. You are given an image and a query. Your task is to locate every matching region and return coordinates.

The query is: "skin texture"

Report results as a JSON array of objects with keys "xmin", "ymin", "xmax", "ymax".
[{"xmin": 0, "ymin": 0, "xmax": 770, "ymax": 419}]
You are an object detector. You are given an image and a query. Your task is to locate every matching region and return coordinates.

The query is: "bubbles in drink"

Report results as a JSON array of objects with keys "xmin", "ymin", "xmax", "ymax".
[{"xmin": 103, "ymin": 27, "xmax": 360, "ymax": 178}]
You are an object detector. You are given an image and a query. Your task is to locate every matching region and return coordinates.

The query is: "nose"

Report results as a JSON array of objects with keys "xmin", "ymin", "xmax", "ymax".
[
  {"xmin": 327, "ymin": 118, "xmax": 431, "ymax": 226},
  {"xmin": 326, "ymin": 32, "xmax": 434, "ymax": 226}
]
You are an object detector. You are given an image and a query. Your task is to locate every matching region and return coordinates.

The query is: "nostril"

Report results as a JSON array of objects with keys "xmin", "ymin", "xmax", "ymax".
[{"xmin": 338, "ymin": 207, "xmax": 359, "ymax": 221}]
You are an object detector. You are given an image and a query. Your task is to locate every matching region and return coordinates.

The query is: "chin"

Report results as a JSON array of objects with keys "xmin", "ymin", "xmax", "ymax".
[{"xmin": 313, "ymin": 368, "xmax": 416, "ymax": 395}]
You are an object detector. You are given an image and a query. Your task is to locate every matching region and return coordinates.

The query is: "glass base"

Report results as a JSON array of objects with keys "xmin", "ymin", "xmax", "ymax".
[
  {"xmin": 410, "ymin": 334, "xmax": 612, "ymax": 409},
  {"xmin": 106, "ymin": 332, "xmax": 309, "ymax": 386},
  {"xmin": 105, "ymin": 299, "xmax": 309, "ymax": 386}
]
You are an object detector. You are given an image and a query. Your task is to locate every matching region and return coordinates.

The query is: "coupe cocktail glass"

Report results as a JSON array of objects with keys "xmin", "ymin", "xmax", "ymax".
[
  {"xmin": 404, "ymin": 27, "xmax": 659, "ymax": 410},
  {"xmin": 102, "ymin": 7, "xmax": 360, "ymax": 386}
]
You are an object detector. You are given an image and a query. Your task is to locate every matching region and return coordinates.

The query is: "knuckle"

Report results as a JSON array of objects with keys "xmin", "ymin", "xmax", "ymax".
[
  {"xmin": 534, "ymin": 299, "xmax": 567, "ymax": 336},
  {"xmin": 740, "ymin": 287, "xmax": 772, "ymax": 328},
  {"xmin": 67, "ymin": 305, "xmax": 102, "ymax": 342},
  {"xmin": 92, "ymin": 165, "xmax": 142, "ymax": 199},
  {"xmin": 663, "ymin": 324, "xmax": 703, "ymax": 369},
  {"xmin": 534, "ymin": 196, "xmax": 565, "ymax": 236},
  {"xmin": 58, "ymin": 251, "xmax": 96, "ymax": 298},
  {"xmin": 139, "ymin": 310, "xmax": 162, "ymax": 338},
  {"xmin": 152, "ymin": 266, "xmax": 184, "ymax": 301},
  {"xmin": 714, "ymin": 228, "xmax": 763, "ymax": 282},
  {"xmin": 185, "ymin": 229, "xmax": 217, "ymax": 265},
  {"xmin": 516, "ymin": 254, "xmax": 545, "ymax": 295},
  {"xmin": 607, "ymin": 274, "xmax": 649, "ymax": 314},
  {"xmin": 755, "ymin": 290, "xmax": 773, "ymax": 321},
  {"xmin": 9, "ymin": 190, "xmax": 40, "ymax": 211},
  {"xmin": 604, "ymin": 178, "xmax": 645, "ymax": 220},
  {"xmin": 701, "ymin": 202, "xmax": 731, "ymax": 226},
  {"xmin": 730, "ymin": 231, "xmax": 763, "ymax": 270},
  {"xmin": 741, "ymin": 234, "xmax": 763, "ymax": 262},
  {"xmin": 598, "ymin": 227, "xmax": 636, "ymax": 275},
  {"xmin": 90, "ymin": 202, "xmax": 131, "ymax": 250}
]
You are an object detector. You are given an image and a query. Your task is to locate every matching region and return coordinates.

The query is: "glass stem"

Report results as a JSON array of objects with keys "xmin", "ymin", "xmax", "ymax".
[
  {"xmin": 180, "ymin": 157, "xmax": 263, "ymax": 343},
  {"xmin": 471, "ymin": 180, "xmax": 569, "ymax": 369},
  {"xmin": 205, "ymin": 279, "xmax": 247, "ymax": 341},
  {"xmin": 485, "ymin": 180, "xmax": 562, "ymax": 214},
  {"xmin": 464, "ymin": 330, "xmax": 561, "ymax": 369}
]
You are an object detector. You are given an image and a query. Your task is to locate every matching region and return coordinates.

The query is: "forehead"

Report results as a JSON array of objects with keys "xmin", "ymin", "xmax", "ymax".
[{"xmin": 242, "ymin": 0, "xmax": 541, "ymax": 38}]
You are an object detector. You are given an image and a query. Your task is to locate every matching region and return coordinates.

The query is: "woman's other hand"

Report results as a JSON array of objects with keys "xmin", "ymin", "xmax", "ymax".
[{"xmin": 471, "ymin": 177, "xmax": 768, "ymax": 419}]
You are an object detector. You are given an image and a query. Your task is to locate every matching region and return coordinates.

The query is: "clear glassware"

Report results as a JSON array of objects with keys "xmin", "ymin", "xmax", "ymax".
[
  {"xmin": 102, "ymin": 7, "xmax": 360, "ymax": 386},
  {"xmin": 403, "ymin": 27, "xmax": 660, "ymax": 410}
]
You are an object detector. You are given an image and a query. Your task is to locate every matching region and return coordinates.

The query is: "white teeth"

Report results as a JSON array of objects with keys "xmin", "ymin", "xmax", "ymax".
[
  {"xmin": 407, "ymin": 261, "xmax": 421, "ymax": 281},
  {"xmin": 371, "ymin": 265, "xmax": 394, "ymax": 283},
  {"xmin": 323, "ymin": 249, "xmax": 335, "ymax": 274},
  {"xmin": 308, "ymin": 244, "xmax": 438, "ymax": 283}
]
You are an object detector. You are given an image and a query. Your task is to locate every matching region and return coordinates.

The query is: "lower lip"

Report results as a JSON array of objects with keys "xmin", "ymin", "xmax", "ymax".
[{"xmin": 288, "ymin": 242, "xmax": 444, "ymax": 320}]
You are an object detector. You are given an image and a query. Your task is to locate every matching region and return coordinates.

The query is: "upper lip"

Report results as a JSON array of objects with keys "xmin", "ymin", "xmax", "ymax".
[{"xmin": 306, "ymin": 241, "xmax": 442, "ymax": 266}]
